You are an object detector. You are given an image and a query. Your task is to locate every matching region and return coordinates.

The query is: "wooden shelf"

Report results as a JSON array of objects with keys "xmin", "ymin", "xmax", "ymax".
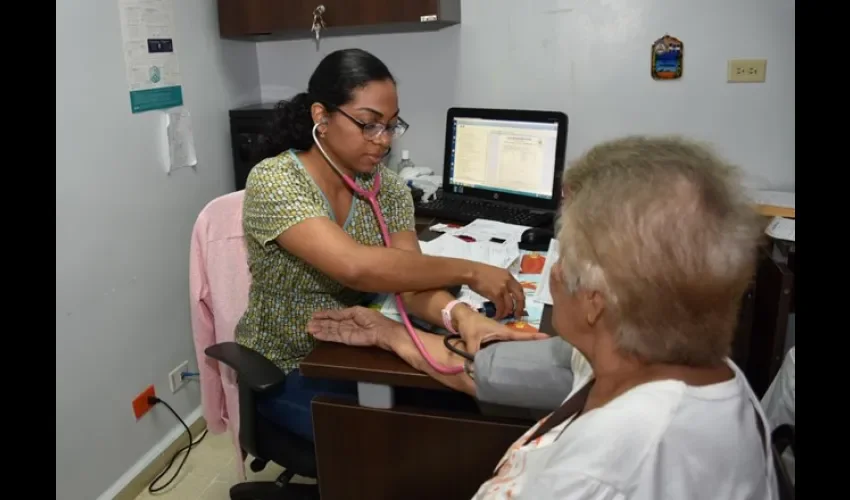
[{"xmin": 217, "ymin": 0, "xmax": 461, "ymax": 41}]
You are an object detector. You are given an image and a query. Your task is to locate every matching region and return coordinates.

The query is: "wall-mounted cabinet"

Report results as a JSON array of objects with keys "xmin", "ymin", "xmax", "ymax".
[{"xmin": 218, "ymin": 0, "xmax": 461, "ymax": 40}]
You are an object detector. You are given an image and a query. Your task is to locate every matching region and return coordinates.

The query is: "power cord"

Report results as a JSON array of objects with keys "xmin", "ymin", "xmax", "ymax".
[{"xmin": 146, "ymin": 396, "xmax": 209, "ymax": 494}]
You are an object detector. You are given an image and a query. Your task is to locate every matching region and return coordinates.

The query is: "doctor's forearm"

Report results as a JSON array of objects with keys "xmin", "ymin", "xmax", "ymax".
[{"xmin": 349, "ymin": 246, "xmax": 475, "ymax": 293}]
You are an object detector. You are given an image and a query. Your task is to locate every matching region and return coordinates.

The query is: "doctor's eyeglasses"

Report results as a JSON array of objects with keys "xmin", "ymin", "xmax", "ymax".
[{"xmin": 334, "ymin": 107, "xmax": 409, "ymax": 141}]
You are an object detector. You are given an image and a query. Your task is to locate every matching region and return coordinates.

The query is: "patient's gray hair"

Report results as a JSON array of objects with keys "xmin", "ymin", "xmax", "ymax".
[{"xmin": 557, "ymin": 136, "xmax": 762, "ymax": 367}]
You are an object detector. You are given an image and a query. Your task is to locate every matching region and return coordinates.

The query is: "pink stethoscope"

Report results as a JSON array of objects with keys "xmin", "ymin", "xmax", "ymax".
[{"xmin": 312, "ymin": 123, "xmax": 465, "ymax": 375}]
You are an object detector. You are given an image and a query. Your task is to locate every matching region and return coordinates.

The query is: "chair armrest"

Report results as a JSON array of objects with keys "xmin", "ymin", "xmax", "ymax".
[
  {"xmin": 772, "ymin": 423, "xmax": 796, "ymax": 457},
  {"xmin": 205, "ymin": 342, "xmax": 286, "ymax": 393}
]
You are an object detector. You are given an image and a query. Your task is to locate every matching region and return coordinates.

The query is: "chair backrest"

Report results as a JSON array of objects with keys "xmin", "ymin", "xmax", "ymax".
[
  {"xmin": 195, "ymin": 192, "xmax": 318, "ymax": 474},
  {"xmin": 197, "ymin": 190, "xmax": 251, "ymax": 337},
  {"xmin": 772, "ymin": 424, "xmax": 795, "ymax": 500},
  {"xmin": 190, "ymin": 190, "xmax": 250, "ymax": 437}
]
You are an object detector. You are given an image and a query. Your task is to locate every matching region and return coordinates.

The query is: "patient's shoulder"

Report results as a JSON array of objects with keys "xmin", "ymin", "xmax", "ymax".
[{"xmin": 546, "ymin": 381, "xmax": 684, "ymax": 487}]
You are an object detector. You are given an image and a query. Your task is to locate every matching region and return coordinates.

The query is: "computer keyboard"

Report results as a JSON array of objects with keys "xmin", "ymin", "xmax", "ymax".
[{"xmin": 415, "ymin": 195, "xmax": 553, "ymax": 227}]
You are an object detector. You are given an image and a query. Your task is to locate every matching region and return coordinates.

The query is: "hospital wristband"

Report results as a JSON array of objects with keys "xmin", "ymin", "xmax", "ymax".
[{"xmin": 441, "ymin": 299, "xmax": 470, "ymax": 334}]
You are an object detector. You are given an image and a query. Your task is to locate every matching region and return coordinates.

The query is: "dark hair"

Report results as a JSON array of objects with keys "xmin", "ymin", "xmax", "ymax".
[{"xmin": 254, "ymin": 48, "xmax": 396, "ymax": 162}]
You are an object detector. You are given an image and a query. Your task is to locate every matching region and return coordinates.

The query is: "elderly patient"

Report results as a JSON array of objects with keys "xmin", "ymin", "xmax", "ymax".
[{"xmin": 308, "ymin": 136, "xmax": 779, "ymax": 499}]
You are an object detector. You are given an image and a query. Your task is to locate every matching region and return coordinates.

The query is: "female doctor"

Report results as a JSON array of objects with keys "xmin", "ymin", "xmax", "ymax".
[{"xmin": 235, "ymin": 48, "xmax": 544, "ymax": 442}]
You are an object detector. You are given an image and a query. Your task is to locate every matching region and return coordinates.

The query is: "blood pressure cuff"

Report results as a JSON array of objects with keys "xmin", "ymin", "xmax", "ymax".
[{"xmin": 473, "ymin": 337, "xmax": 575, "ymax": 411}]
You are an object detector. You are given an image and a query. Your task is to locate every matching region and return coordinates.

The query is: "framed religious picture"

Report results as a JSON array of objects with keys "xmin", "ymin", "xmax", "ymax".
[{"xmin": 651, "ymin": 34, "xmax": 684, "ymax": 80}]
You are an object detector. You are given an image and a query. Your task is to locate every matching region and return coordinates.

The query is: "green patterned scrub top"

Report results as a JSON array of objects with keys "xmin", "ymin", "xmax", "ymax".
[{"xmin": 235, "ymin": 149, "xmax": 415, "ymax": 373}]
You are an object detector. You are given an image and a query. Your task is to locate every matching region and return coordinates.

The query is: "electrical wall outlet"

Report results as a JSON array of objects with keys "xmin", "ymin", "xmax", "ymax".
[
  {"xmin": 133, "ymin": 385, "xmax": 157, "ymax": 420},
  {"xmin": 727, "ymin": 59, "xmax": 767, "ymax": 83},
  {"xmin": 169, "ymin": 360, "xmax": 190, "ymax": 393}
]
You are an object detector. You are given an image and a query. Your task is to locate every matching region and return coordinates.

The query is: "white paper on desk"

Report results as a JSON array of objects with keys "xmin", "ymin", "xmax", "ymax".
[
  {"xmin": 534, "ymin": 238, "xmax": 561, "ymax": 306},
  {"xmin": 428, "ymin": 223, "xmax": 461, "ymax": 235},
  {"xmin": 378, "ymin": 285, "xmax": 489, "ymax": 317},
  {"xmin": 376, "ymin": 294, "xmax": 403, "ymax": 320},
  {"xmin": 381, "ymin": 235, "xmax": 521, "ymax": 316},
  {"xmin": 457, "ymin": 287, "xmax": 488, "ymax": 309},
  {"xmin": 765, "ymin": 216, "xmax": 795, "ymax": 242},
  {"xmin": 377, "ymin": 239, "xmax": 499, "ymax": 317},
  {"xmin": 422, "ymin": 233, "xmax": 520, "ymax": 268},
  {"xmin": 456, "ymin": 219, "xmax": 530, "ymax": 244}
]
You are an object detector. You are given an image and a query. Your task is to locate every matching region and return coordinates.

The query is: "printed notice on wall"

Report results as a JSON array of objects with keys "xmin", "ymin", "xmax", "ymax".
[
  {"xmin": 117, "ymin": 0, "xmax": 184, "ymax": 113},
  {"xmin": 164, "ymin": 109, "xmax": 198, "ymax": 173}
]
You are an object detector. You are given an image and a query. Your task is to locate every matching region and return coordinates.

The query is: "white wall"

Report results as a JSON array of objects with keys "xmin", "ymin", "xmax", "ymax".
[
  {"xmin": 56, "ymin": 0, "xmax": 260, "ymax": 498},
  {"xmin": 257, "ymin": 0, "xmax": 795, "ymax": 190}
]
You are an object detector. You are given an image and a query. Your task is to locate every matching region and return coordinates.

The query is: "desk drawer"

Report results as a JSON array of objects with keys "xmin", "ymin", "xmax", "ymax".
[{"xmin": 312, "ymin": 396, "xmax": 530, "ymax": 500}]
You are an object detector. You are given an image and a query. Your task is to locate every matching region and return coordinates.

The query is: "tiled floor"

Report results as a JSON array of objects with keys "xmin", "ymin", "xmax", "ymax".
[{"xmin": 134, "ymin": 429, "xmax": 314, "ymax": 500}]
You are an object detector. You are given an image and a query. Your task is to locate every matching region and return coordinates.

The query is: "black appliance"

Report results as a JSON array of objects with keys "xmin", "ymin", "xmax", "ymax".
[{"xmin": 228, "ymin": 102, "xmax": 278, "ymax": 191}]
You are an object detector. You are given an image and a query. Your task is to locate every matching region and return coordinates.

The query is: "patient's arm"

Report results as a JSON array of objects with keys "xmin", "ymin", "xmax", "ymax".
[
  {"xmin": 308, "ymin": 307, "xmax": 476, "ymax": 395},
  {"xmin": 308, "ymin": 307, "xmax": 576, "ymax": 410}
]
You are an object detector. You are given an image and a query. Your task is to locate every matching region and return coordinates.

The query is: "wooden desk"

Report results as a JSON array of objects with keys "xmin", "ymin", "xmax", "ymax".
[
  {"xmin": 302, "ymin": 321, "xmax": 554, "ymax": 500},
  {"xmin": 307, "ymin": 397, "xmax": 532, "ymax": 499},
  {"xmin": 301, "ymin": 220, "xmax": 552, "ymax": 499},
  {"xmin": 302, "ymin": 348, "xmax": 545, "ymax": 500},
  {"xmin": 301, "ymin": 307, "xmax": 555, "ymax": 396},
  {"xmin": 300, "ymin": 342, "xmax": 446, "ymax": 391}
]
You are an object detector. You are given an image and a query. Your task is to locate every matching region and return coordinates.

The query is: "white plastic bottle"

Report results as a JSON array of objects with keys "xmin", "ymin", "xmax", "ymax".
[{"xmin": 396, "ymin": 149, "xmax": 414, "ymax": 174}]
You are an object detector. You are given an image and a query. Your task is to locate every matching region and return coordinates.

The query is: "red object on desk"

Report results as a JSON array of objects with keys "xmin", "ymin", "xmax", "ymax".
[
  {"xmin": 456, "ymin": 235, "xmax": 476, "ymax": 242},
  {"xmin": 505, "ymin": 320, "xmax": 540, "ymax": 333},
  {"xmin": 520, "ymin": 253, "xmax": 546, "ymax": 274}
]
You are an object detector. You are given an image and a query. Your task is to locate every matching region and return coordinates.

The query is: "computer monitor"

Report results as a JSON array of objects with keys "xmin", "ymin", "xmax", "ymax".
[{"xmin": 442, "ymin": 107, "xmax": 568, "ymax": 210}]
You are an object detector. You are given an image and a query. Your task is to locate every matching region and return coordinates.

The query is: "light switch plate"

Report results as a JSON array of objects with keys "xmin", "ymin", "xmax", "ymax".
[{"xmin": 728, "ymin": 59, "xmax": 767, "ymax": 83}]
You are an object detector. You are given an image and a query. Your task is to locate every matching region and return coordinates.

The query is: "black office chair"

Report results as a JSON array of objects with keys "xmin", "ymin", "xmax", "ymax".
[
  {"xmin": 772, "ymin": 423, "xmax": 796, "ymax": 500},
  {"xmin": 205, "ymin": 342, "xmax": 320, "ymax": 500}
]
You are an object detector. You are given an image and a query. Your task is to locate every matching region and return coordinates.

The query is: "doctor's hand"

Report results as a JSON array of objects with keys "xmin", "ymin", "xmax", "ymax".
[
  {"xmin": 468, "ymin": 264, "xmax": 527, "ymax": 319},
  {"xmin": 455, "ymin": 310, "xmax": 549, "ymax": 355}
]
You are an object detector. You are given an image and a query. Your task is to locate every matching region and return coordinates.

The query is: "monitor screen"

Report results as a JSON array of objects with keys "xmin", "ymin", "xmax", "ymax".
[{"xmin": 447, "ymin": 117, "xmax": 559, "ymax": 200}]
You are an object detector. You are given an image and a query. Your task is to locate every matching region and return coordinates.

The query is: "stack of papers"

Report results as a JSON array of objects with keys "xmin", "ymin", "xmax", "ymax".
[
  {"xmin": 765, "ymin": 216, "xmax": 795, "ymax": 242},
  {"xmin": 429, "ymin": 218, "xmax": 530, "ymax": 244},
  {"xmin": 421, "ymin": 233, "xmax": 520, "ymax": 269}
]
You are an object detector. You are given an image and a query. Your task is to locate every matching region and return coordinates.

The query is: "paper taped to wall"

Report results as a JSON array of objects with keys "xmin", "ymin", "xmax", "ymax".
[{"xmin": 161, "ymin": 109, "xmax": 197, "ymax": 173}]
